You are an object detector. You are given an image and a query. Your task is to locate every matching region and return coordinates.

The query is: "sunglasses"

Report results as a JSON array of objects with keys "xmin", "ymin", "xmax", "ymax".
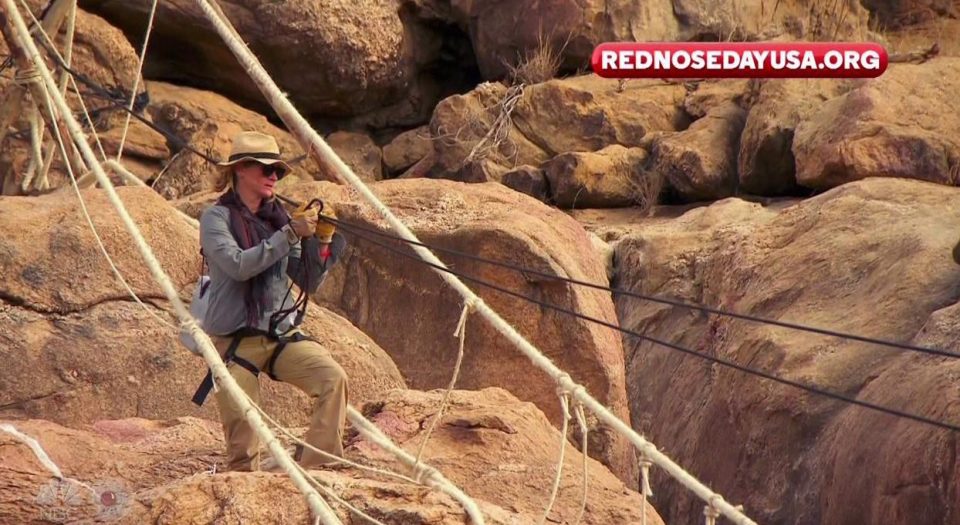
[{"xmin": 254, "ymin": 163, "xmax": 287, "ymax": 180}]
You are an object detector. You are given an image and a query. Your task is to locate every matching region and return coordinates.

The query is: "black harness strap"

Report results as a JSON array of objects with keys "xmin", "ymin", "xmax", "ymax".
[
  {"xmin": 192, "ymin": 330, "xmax": 319, "ymax": 406},
  {"xmin": 264, "ymin": 332, "xmax": 316, "ymax": 381},
  {"xmin": 191, "ymin": 329, "xmax": 265, "ymax": 407}
]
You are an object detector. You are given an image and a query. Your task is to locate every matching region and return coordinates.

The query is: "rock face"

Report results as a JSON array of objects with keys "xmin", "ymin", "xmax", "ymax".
[
  {"xmin": 427, "ymin": 76, "xmax": 687, "ymax": 182},
  {"xmin": 144, "ymin": 81, "xmax": 314, "ymax": 199},
  {"xmin": 607, "ymin": 178, "xmax": 960, "ymax": 525},
  {"xmin": 401, "ymin": 0, "xmax": 868, "ymax": 80},
  {"xmin": 543, "ymin": 144, "xmax": 650, "ymax": 208},
  {"xmin": 382, "ymin": 126, "xmax": 432, "ymax": 176},
  {"xmin": 79, "ymin": 0, "xmax": 415, "ymax": 120},
  {"xmin": 327, "ymin": 131, "xmax": 383, "ymax": 183},
  {"xmin": 738, "ymin": 78, "xmax": 854, "ymax": 196},
  {"xmin": 649, "ymin": 102, "xmax": 747, "ymax": 202},
  {"xmin": 0, "ymin": 389, "xmax": 666, "ymax": 523},
  {"xmin": 0, "ymin": 416, "xmax": 521, "ymax": 524},
  {"xmin": 352, "ymin": 388, "xmax": 665, "ymax": 525},
  {"xmin": 672, "ymin": 0, "xmax": 870, "ymax": 41},
  {"xmin": 793, "ymin": 58, "xmax": 960, "ymax": 191},
  {"xmin": 0, "ymin": 188, "xmax": 405, "ymax": 428},
  {"xmin": 861, "ymin": 0, "xmax": 959, "ymax": 28},
  {"xmin": 282, "ymin": 179, "xmax": 638, "ymax": 487}
]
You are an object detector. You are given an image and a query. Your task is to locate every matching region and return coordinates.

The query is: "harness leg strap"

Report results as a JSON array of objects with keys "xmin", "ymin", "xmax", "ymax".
[
  {"xmin": 191, "ymin": 335, "xmax": 262, "ymax": 407},
  {"xmin": 264, "ymin": 332, "xmax": 316, "ymax": 381}
]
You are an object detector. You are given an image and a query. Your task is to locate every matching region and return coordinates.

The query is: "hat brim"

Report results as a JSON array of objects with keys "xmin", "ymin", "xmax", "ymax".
[{"xmin": 217, "ymin": 156, "xmax": 292, "ymax": 173}]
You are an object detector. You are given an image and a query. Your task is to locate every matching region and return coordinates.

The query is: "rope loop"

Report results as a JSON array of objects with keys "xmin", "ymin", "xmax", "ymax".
[{"xmin": 639, "ymin": 453, "xmax": 655, "ymax": 498}]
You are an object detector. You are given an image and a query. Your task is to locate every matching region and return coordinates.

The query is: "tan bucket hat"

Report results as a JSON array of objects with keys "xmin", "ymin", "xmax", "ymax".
[{"xmin": 217, "ymin": 131, "xmax": 292, "ymax": 174}]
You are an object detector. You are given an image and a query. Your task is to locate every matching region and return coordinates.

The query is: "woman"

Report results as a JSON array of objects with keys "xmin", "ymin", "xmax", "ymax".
[{"xmin": 195, "ymin": 130, "xmax": 348, "ymax": 472}]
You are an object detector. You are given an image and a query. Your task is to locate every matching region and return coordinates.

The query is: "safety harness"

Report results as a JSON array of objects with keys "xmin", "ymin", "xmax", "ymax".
[
  {"xmin": 190, "ymin": 220, "xmax": 334, "ymax": 408},
  {"xmin": 191, "ymin": 327, "xmax": 318, "ymax": 407}
]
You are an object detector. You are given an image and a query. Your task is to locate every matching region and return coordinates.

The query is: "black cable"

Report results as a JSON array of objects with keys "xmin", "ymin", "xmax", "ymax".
[
  {"xmin": 313, "ymin": 214, "xmax": 960, "ymax": 361},
  {"xmin": 331, "ymin": 219, "xmax": 960, "ymax": 433},
  {"xmin": 22, "ymin": 6, "xmax": 943, "ymax": 364}
]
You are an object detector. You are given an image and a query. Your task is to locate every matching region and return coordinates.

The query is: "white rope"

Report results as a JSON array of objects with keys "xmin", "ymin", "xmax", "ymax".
[
  {"xmin": 247, "ymin": 395, "xmax": 420, "ymax": 486},
  {"xmin": 346, "ymin": 407, "xmax": 486, "ymax": 525},
  {"xmin": 1, "ymin": 424, "xmax": 66, "ymax": 480},
  {"xmin": 102, "ymin": 159, "xmax": 200, "ymax": 229},
  {"xmin": 1, "ymin": 6, "xmax": 343, "ymax": 524},
  {"xmin": 115, "ymin": 0, "xmax": 157, "ymax": 162},
  {"xmin": 35, "ymin": 0, "xmax": 77, "ymax": 192},
  {"xmin": 571, "ymin": 402, "xmax": 589, "ymax": 525},
  {"xmin": 705, "ymin": 496, "xmax": 722, "ymax": 525},
  {"xmin": 22, "ymin": 99, "xmax": 43, "ymax": 191},
  {"xmin": 192, "ymin": 1, "xmax": 757, "ymax": 523},
  {"xmin": 413, "ymin": 296, "xmax": 475, "ymax": 467},
  {"xmin": 640, "ymin": 451, "xmax": 654, "ymax": 525},
  {"xmin": 32, "ymin": 78, "xmax": 178, "ymax": 332},
  {"xmin": 18, "ymin": 0, "xmax": 106, "ymax": 165},
  {"xmin": 0, "ymin": 424, "xmax": 96, "ymax": 498},
  {"xmin": 294, "ymin": 462, "xmax": 389, "ymax": 525},
  {"xmin": 539, "ymin": 391, "xmax": 570, "ymax": 525}
]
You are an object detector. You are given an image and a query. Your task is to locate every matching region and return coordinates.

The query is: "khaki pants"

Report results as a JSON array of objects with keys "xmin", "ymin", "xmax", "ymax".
[{"xmin": 211, "ymin": 332, "xmax": 348, "ymax": 472}]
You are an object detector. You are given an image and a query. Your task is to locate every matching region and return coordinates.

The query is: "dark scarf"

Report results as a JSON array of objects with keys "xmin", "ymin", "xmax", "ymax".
[{"xmin": 216, "ymin": 189, "xmax": 290, "ymax": 327}]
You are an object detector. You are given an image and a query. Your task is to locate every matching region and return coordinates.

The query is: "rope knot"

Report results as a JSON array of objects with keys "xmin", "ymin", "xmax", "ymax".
[
  {"xmin": 704, "ymin": 495, "xmax": 724, "ymax": 525},
  {"xmin": 453, "ymin": 296, "xmax": 480, "ymax": 337},
  {"xmin": 413, "ymin": 463, "xmax": 439, "ymax": 484},
  {"xmin": 555, "ymin": 372, "xmax": 575, "ymax": 396}
]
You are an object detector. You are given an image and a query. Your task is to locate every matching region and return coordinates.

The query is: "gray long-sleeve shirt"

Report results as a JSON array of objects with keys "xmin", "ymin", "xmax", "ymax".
[{"xmin": 198, "ymin": 204, "xmax": 342, "ymax": 336}]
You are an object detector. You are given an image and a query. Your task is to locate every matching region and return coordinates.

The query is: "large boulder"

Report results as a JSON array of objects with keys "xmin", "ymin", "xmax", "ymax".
[
  {"xmin": 511, "ymin": 76, "xmax": 687, "ymax": 156},
  {"xmin": 738, "ymin": 78, "xmax": 855, "ymax": 196},
  {"xmin": 352, "ymin": 388, "xmax": 665, "ymax": 525},
  {"xmin": 0, "ymin": 188, "xmax": 405, "ymax": 427},
  {"xmin": 428, "ymin": 81, "xmax": 551, "ymax": 181},
  {"xmin": 401, "ymin": 0, "xmax": 868, "ymax": 80},
  {"xmin": 0, "ymin": 416, "xmax": 521, "ymax": 524},
  {"xmin": 803, "ymin": 314, "xmax": 960, "ymax": 524},
  {"xmin": 382, "ymin": 125, "xmax": 432, "ymax": 176},
  {"xmin": 861, "ymin": 0, "xmax": 959, "ymax": 28},
  {"xmin": 427, "ymin": 76, "xmax": 687, "ymax": 181},
  {"xmin": 9, "ymin": 0, "xmax": 145, "ymax": 114},
  {"xmin": 79, "ymin": 0, "xmax": 415, "ymax": 120},
  {"xmin": 672, "ymin": 0, "xmax": 870, "ymax": 41},
  {"xmin": 542, "ymin": 144, "xmax": 651, "ymax": 208},
  {"xmin": 649, "ymin": 102, "xmax": 747, "ymax": 202},
  {"xmin": 792, "ymin": 58, "xmax": 960, "ymax": 191},
  {"xmin": 326, "ymin": 131, "xmax": 383, "ymax": 183},
  {"xmin": 282, "ymin": 179, "xmax": 638, "ymax": 487},
  {"xmin": 605, "ymin": 178, "xmax": 960, "ymax": 524},
  {"xmin": 143, "ymin": 81, "xmax": 314, "ymax": 199}
]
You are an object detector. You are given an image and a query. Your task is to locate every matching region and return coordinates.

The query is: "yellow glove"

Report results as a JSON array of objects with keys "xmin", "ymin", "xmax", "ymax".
[
  {"xmin": 316, "ymin": 205, "xmax": 337, "ymax": 243},
  {"xmin": 290, "ymin": 205, "xmax": 319, "ymax": 238}
]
